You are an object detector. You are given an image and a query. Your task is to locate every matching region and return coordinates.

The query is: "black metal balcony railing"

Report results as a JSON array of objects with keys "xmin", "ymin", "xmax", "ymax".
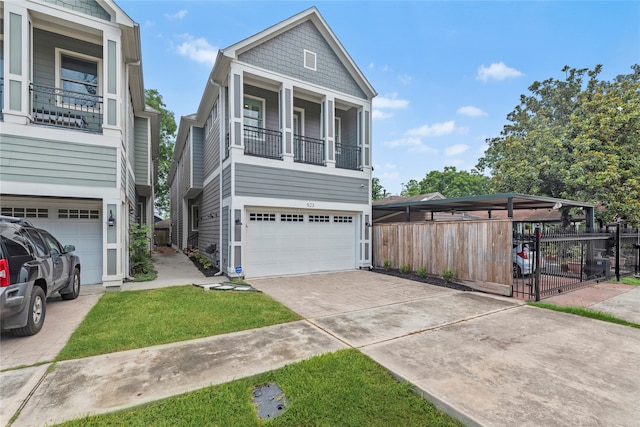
[
  {"xmin": 336, "ymin": 143, "xmax": 362, "ymax": 170},
  {"xmin": 30, "ymin": 83, "xmax": 103, "ymax": 133},
  {"xmin": 294, "ymin": 135, "xmax": 325, "ymax": 166},
  {"xmin": 244, "ymin": 125, "xmax": 282, "ymax": 159}
]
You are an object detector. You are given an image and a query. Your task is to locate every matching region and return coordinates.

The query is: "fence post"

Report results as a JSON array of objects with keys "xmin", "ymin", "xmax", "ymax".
[
  {"xmin": 615, "ymin": 222, "xmax": 621, "ymax": 281},
  {"xmin": 534, "ymin": 227, "xmax": 541, "ymax": 302}
]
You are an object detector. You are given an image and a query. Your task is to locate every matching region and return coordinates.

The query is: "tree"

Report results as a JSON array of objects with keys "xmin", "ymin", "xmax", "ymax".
[
  {"xmin": 400, "ymin": 166, "xmax": 490, "ymax": 198},
  {"xmin": 145, "ymin": 89, "xmax": 177, "ymax": 218},
  {"xmin": 371, "ymin": 177, "xmax": 386, "ymax": 200},
  {"xmin": 477, "ymin": 65, "xmax": 640, "ymax": 226}
]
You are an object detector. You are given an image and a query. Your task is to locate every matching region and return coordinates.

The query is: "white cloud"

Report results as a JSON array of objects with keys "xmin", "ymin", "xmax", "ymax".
[
  {"xmin": 384, "ymin": 163, "xmax": 397, "ymax": 170},
  {"xmin": 457, "ymin": 105, "xmax": 487, "ymax": 117},
  {"xmin": 369, "ymin": 62, "xmax": 375, "ymax": 69},
  {"xmin": 406, "ymin": 121, "xmax": 457, "ymax": 137},
  {"xmin": 444, "ymin": 144, "xmax": 470, "ymax": 156},
  {"xmin": 372, "ymin": 110, "xmax": 393, "ymax": 120},
  {"xmin": 165, "ymin": 10, "xmax": 188, "ymax": 19},
  {"xmin": 398, "ymin": 74, "xmax": 413, "ymax": 85},
  {"xmin": 175, "ymin": 34, "xmax": 218, "ymax": 66},
  {"xmin": 476, "ymin": 62, "xmax": 523, "ymax": 82},
  {"xmin": 373, "ymin": 94, "xmax": 409, "ymax": 109},
  {"xmin": 385, "ymin": 137, "xmax": 423, "ymax": 148}
]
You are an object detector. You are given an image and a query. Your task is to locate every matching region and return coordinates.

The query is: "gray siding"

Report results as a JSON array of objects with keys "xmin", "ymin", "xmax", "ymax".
[
  {"xmin": 192, "ymin": 127, "xmax": 204, "ymax": 188},
  {"xmin": 170, "ymin": 179, "xmax": 179, "ymax": 246},
  {"xmin": 204, "ymin": 102, "xmax": 221, "ymax": 177},
  {"xmin": 336, "ymin": 107, "xmax": 357, "ymax": 146},
  {"xmin": 245, "ymin": 85, "xmax": 279, "ymax": 131},
  {"xmin": 239, "ymin": 21, "xmax": 367, "ymax": 100},
  {"xmin": 33, "ymin": 28, "xmax": 103, "ymax": 88},
  {"xmin": 221, "ymin": 207, "xmax": 230, "ymax": 269},
  {"xmin": 43, "ymin": 0, "xmax": 111, "ymax": 20},
  {"xmin": 134, "ymin": 117, "xmax": 149, "ymax": 185},
  {"xmin": 235, "ymin": 163, "xmax": 368, "ymax": 204},
  {"xmin": 0, "ymin": 135, "xmax": 116, "ymax": 187},
  {"xmin": 293, "ymin": 98, "xmax": 321, "ymax": 139},
  {"xmin": 200, "ymin": 176, "xmax": 221, "ymax": 266},
  {"xmin": 127, "ymin": 170, "xmax": 135, "ymax": 208},
  {"xmin": 181, "ymin": 136, "xmax": 192, "ymax": 195},
  {"xmin": 222, "ymin": 166, "xmax": 232, "ymax": 199}
]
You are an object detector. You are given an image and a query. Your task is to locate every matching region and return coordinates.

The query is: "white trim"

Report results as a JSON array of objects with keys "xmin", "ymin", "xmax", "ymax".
[
  {"xmin": 334, "ymin": 116, "xmax": 342, "ymax": 154},
  {"xmin": 243, "ymin": 94, "xmax": 265, "ymax": 128}
]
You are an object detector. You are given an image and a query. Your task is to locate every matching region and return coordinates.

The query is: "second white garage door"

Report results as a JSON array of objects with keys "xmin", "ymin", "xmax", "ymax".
[{"xmin": 245, "ymin": 211, "xmax": 357, "ymax": 278}]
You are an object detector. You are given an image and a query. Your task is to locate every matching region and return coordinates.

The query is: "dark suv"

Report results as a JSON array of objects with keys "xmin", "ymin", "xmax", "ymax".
[{"xmin": 0, "ymin": 216, "xmax": 81, "ymax": 336}]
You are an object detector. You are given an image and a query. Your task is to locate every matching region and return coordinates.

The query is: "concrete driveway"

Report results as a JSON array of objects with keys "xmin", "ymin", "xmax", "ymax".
[{"xmin": 251, "ymin": 271, "xmax": 640, "ymax": 426}]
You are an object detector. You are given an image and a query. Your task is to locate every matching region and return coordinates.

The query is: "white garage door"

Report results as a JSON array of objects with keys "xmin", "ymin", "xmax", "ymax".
[
  {"xmin": 2, "ymin": 205, "xmax": 103, "ymax": 285},
  {"xmin": 245, "ymin": 211, "xmax": 357, "ymax": 278}
]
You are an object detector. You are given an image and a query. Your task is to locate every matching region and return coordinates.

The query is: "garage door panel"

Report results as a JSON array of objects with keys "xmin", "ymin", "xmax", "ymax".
[{"xmin": 246, "ymin": 211, "xmax": 356, "ymax": 278}]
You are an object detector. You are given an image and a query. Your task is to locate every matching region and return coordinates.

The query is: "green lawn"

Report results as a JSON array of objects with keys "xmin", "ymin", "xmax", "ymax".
[
  {"xmin": 619, "ymin": 276, "xmax": 640, "ymax": 286},
  {"xmin": 528, "ymin": 302, "xmax": 640, "ymax": 329},
  {"xmin": 56, "ymin": 286, "xmax": 301, "ymax": 360},
  {"xmin": 58, "ymin": 349, "xmax": 464, "ymax": 427}
]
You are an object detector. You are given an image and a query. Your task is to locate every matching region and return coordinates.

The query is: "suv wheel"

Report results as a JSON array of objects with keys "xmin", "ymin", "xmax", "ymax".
[
  {"xmin": 61, "ymin": 268, "xmax": 80, "ymax": 300},
  {"xmin": 13, "ymin": 286, "xmax": 46, "ymax": 336}
]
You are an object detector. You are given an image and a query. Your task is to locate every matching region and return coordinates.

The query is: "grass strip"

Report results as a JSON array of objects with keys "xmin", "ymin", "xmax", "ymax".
[
  {"xmin": 528, "ymin": 302, "xmax": 640, "ymax": 329},
  {"xmin": 57, "ymin": 349, "xmax": 464, "ymax": 427},
  {"xmin": 620, "ymin": 276, "xmax": 640, "ymax": 286},
  {"xmin": 56, "ymin": 286, "xmax": 300, "ymax": 361}
]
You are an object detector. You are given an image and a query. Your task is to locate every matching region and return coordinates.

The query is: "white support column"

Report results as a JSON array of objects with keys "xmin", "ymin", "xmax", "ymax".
[
  {"xmin": 102, "ymin": 27, "xmax": 122, "ymax": 136},
  {"xmin": 281, "ymin": 83, "xmax": 294, "ymax": 162},
  {"xmin": 2, "ymin": 3, "xmax": 30, "ymax": 124},
  {"xmin": 228, "ymin": 65, "xmax": 244, "ymax": 157},
  {"xmin": 324, "ymin": 96, "xmax": 336, "ymax": 168}
]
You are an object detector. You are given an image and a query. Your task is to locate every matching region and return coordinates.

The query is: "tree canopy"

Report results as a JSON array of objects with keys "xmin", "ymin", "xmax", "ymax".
[
  {"xmin": 400, "ymin": 166, "xmax": 490, "ymax": 198},
  {"xmin": 145, "ymin": 89, "xmax": 177, "ymax": 218},
  {"xmin": 477, "ymin": 65, "xmax": 640, "ymax": 226},
  {"xmin": 371, "ymin": 177, "xmax": 386, "ymax": 201}
]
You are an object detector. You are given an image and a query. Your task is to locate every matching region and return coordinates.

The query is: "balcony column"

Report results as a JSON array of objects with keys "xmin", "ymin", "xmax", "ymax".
[
  {"xmin": 323, "ymin": 96, "xmax": 336, "ymax": 168},
  {"xmin": 280, "ymin": 83, "xmax": 294, "ymax": 162},
  {"xmin": 2, "ymin": 3, "xmax": 30, "ymax": 124},
  {"xmin": 102, "ymin": 27, "xmax": 121, "ymax": 135},
  {"xmin": 361, "ymin": 106, "xmax": 372, "ymax": 171},
  {"xmin": 228, "ymin": 66, "xmax": 245, "ymax": 156}
]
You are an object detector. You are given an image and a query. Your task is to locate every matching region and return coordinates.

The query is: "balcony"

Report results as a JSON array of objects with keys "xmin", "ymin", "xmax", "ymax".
[
  {"xmin": 294, "ymin": 135, "xmax": 325, "ymax": 166},
  {"xmin": 244, "ymin": 125, "xmax": 282, "ymax": 159},
  {"xmin": 30, "ymin": 83, "xmax": 103, "ymax": 133},
  {"xmin": 336, "ymin": 143, "xmax": 362, "ymax": 170}
]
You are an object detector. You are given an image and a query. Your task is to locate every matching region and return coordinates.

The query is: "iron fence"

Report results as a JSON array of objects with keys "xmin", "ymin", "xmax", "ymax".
[
  {"xmin": 30, "ymin": 83, "xmax": 103, "ymax": 133},
  {"xmin": 294, "ymin": 135, "xmax": 325, "ymax": 165},
  {"xmin": 512, "ymin": 227, "xmax": 636, "ymax": 301},
  {"xmin": 244, "ymin": 125, "xmax": 282, "ymax": 159},
  {"xmin": 336, "ymin": 144, "xmax": 362, "ymax": 170}
]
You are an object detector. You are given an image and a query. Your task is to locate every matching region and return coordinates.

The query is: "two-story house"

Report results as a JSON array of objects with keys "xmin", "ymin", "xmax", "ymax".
[
  {"xmin": 0, "ymin": 0, "xmax": 159, "ymax": 288},
  {"xmin": 170, "ymin": 7, "xmax": 376, "ymax": 278}
]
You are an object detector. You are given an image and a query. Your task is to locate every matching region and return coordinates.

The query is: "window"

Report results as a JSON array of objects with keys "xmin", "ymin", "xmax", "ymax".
[
  {"xmin": 304, "ymin": 49, "xmax": 317, "ymax": 71},
  {"xmin": 281, "ymin": 214, "xmax": 304, "ymax": 222},
  {"xmin": 335, "ymin": 117, "xmax": 342, "ymax": 154},
  {"xmin": 58, "ymin": 209, "xmax": 99, "ymax": 219},
  {"xmin": 243, "ymin": 96, "xmax": 264, "ymax": 129},
  {"xmin": 334, "ymin": 216, "xmax": 353, "ymax": 223},
  {"xmin": 309, "ymin": 215, "xmax": 330, "ymax": 223},
  {"xmin": 56, "ymin": 49, "xmax": 101, "ymax": 108},
  {"xmin": 40, "ymin": 230, "xmax": 63, "ymax": 256},
  {"xmin": 1, "ymin": 207, "xmax": 48, "ymax": 218},
  {"xmin": 250, "ymin": 213, "xmax": 276, "ymax": 222},
  {"xmin": 192, "ymin": 206, "xmax": 200, "ymax": 231}
]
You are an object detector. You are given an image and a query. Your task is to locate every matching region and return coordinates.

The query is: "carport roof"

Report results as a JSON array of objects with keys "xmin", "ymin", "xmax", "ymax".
[{"xmin": 373, "ymin": 192, "xmax": 595, "ymax": 214}]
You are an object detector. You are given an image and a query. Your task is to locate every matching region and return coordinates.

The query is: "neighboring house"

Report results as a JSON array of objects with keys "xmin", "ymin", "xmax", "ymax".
[
  {"xmin": 0, "ymin": 0, "xmax": 159, "ymax": 288},
  {"xmin": 169, "ymin": 7, "xmax": 376, "ymax": 278}
]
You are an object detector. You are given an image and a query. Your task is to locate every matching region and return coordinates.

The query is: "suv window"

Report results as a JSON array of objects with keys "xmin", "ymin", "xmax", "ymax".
[
  {"xmin": 24, "ymin": 229, "xmax": 48, "ymax": 257},
  {"xmin": 40, "ymin": 230, "xmax": 64, "ymax": 255}
]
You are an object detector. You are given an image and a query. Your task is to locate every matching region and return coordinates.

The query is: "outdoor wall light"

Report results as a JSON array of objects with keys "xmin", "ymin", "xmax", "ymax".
[
  {"xmin": 365, "ymin": 222, "xmax": 372, "ymax": 227},
  {"xmin": 235, "ymin": 218, "xmax": 243, "ymax": 225},
  {"xmin": 107, "ymin": 210, "xmax": 116, "ymax": 227}
]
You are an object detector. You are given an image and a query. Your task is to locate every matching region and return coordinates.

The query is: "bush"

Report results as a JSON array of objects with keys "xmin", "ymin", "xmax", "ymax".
[
  {"xmin": 416, "ymin": 266, "xmax": 427, "ymax": 278},
  {"xmin": 383, "ymin": 259, "xmax": 392, "ymax": 271},
  {"xmin": 399, "ymin": 264, "xmax": 410, "ymax": 274},
  {"xmin": 442, "ymin": 268, "xmax": 456, "ymax": 283},
  {"xmin": 129, "ymin": 222, "xmax": 156, "ymax": 280}
]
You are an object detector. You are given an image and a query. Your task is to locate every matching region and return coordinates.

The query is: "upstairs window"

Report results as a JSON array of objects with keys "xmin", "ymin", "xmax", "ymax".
[
  {"xmin": 56, "ymin": 49, "xmax": 101, "ymax": 108},
  {"xmin": 243, "ymin": 96, "xmax": 264, "ymax": 129}
]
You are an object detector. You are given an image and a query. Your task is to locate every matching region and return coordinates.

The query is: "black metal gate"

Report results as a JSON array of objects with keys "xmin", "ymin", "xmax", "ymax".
[{"xmin": 512, "ymin": 227, "xmax": 619, "ymax": 301}]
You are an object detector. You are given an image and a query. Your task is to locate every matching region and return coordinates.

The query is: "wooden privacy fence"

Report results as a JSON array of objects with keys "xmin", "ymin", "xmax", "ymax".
[{"xmin": 372, "ymin": 219, "xmax": 513, "ymax": 286}]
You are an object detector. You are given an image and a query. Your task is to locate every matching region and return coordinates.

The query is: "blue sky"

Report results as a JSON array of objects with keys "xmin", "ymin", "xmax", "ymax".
[{"xmin": 120, "ymin": 1, "xmax": 640, "ymax": 195}]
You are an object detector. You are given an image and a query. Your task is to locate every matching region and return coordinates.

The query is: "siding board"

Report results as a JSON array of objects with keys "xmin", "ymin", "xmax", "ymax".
[{"xmin": 134, "ymin": 117, "xmax": 149, "ymax": 185}]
